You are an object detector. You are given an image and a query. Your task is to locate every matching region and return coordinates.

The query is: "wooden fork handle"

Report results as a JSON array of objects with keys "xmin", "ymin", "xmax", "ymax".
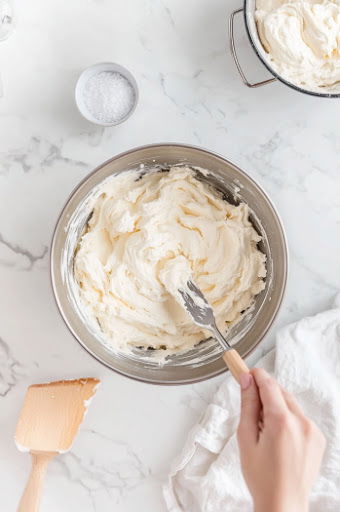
[
  {"xmin": 17, "ymin": 451, "xmax": 56, "ymax": 512},
  {"xmin": 223, "ymin": 349, "xmax": 249, "ymax": 383}
]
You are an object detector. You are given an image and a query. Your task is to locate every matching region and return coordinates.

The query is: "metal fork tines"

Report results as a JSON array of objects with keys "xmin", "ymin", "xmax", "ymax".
[{"xmin": 178, "ymin": 280, "xmax": 232, "ymax": 352}]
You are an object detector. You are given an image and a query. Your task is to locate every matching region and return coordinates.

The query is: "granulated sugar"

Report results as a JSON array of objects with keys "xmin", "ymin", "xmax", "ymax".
[{"xmin": 83, "ymin": 71, "xmax": 135, "ymax": 124}]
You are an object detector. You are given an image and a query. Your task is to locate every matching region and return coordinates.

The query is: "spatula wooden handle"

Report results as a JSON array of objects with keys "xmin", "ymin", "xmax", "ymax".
[
  {"xmin": 17, "ymin": 452, "xmax": 56, "ymax": 512},
  {"xmin": 223, "ymin": 349, "xmax": 249, "ymax": 383}
]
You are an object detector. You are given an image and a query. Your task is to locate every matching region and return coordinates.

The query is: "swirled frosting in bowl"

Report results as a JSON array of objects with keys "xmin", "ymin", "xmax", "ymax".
[
  {"xmin": 256, "ymin": 0, "xmax": 340, "ymax": 92},
  {"xmin": 74, "ymin": 167, "xmax": 266, "ymax": 354}
]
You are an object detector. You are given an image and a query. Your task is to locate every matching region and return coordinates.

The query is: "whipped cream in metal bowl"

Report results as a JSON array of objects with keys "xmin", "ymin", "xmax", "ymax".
[
  {"xmin": 73, "ymin": 166, "xmax": 266, "ymax": 355},
  {"xmin": 51, "ymin": 144, "xmax": 287, "ymax": 384},
  {"xmin": 255, "ymin": 0, "xmax": 340, "ymax": 92}
]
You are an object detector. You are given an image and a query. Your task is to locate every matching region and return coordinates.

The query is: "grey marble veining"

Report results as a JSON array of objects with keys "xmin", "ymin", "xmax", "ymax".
[
  {"xmin": 1, "ymin": 0, "xmax": 340, "ymax": 510},
  {"xmin": 0, "ymin": 231, "xmax": 48, "ymax": 269},
  {"xmin": 0, "ymin": 336, "xmax": 24, "ymax": 396}
]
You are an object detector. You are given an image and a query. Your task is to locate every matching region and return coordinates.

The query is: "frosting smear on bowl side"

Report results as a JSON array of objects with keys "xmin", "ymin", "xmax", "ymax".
[
  {"xmin": 256, "ymin": 0, "xmax": 340, "ymax": 92},
  {"xmin": 74, "ymin": 167, "xmax": 266, "ymax": 353}
]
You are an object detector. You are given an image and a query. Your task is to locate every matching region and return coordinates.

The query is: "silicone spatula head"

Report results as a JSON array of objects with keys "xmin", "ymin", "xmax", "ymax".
[{"xmin": 15, "ymin": 378, "xmax": 100, "ymax": 453}]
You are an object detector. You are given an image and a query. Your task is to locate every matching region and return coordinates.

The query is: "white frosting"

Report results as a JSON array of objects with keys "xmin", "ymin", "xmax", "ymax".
[
  {"xmin": 74, "ymin": 167, "xmax": 266, "ymax": 353},
  {"xmin": 15, "ymin": 441, "xmax": 30, "ymax": 453},
  {"xmin": 256, "ymin": 0, "xmax": 340, "ymax": 92}
]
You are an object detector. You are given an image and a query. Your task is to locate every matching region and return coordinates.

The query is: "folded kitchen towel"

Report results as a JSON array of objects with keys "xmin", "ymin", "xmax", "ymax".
[{"xmin": 164, "ymin": 296, "xmax": 340, "ymax": 512}]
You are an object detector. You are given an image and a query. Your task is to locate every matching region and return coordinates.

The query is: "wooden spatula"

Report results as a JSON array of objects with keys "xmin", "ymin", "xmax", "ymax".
[{"xmin": 15, "ymin": 378, "xmax": 100, "ymax": 512}]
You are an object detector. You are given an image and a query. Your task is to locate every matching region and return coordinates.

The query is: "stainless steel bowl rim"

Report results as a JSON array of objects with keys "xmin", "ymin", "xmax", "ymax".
[
  {"xmin": 243, "ymin": 0, "xmax": 340, "ymax": 98},
  {"xmin": 50, "ymin": 143, "xmax": 289, "ymax": 385}
]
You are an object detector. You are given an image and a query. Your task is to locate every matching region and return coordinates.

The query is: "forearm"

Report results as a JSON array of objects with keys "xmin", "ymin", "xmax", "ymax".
[{"xmin": 254, "ymin": 498, "xmax": 308, "ymax": 512}]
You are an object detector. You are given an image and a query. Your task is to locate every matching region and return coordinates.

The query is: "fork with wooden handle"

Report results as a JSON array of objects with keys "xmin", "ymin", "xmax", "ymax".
[{"xmin": 178, "ymin": 280, "xmax": 249, "ymax": 382}]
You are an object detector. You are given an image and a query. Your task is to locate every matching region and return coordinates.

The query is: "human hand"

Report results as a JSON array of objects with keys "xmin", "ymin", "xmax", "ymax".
[{"xmin": 237, "ymin": 369, "xmax": 326, "ymax": 512}]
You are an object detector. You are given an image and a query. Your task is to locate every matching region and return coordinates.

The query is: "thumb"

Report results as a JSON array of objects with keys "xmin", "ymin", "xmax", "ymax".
[{"xmin": 237, "ymin": 372, "xmax": 261, "ymax": 446}]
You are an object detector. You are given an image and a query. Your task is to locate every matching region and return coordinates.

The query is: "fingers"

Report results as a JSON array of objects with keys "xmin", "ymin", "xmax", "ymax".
[
  {"xmin": 238, "ymin": 373, "xmax": 261, "ymax": 445},
  {"xmin": 281, "ymin": 388, "xmax": 305, "ymax": 418},
  {"xmin": 252, "ymin": 368, "xmax": 289, "ymax": 418}
]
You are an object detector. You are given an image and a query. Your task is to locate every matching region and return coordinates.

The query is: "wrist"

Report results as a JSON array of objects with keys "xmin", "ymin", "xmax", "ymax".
[{"xmin": 254, "ymin": 499, "xmax": 308, "ymax": 512}]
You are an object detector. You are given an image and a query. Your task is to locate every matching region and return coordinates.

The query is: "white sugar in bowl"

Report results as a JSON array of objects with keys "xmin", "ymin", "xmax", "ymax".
[{"xmin": 75, "ymin": 62, "xmax": 139, "ymax": 126}]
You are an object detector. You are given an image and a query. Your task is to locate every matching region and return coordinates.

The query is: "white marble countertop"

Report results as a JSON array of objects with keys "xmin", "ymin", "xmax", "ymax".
[{"xmin": 1, "ymin": 0, "xmax": 340, "ymax": 510}]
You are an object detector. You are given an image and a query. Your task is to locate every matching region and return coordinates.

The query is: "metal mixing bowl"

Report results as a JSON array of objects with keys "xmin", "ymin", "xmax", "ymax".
[
  {"xmin": 230, "ymin": 1, "xmax": 340, "ymax": 98},
  {"xmin": 51, "ymin": 143, "xmax": 288, "ymax": 385}
]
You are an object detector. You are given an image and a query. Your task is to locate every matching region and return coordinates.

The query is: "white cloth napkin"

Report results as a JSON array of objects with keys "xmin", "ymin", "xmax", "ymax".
[{"xmin": 164, "ymin": 296, "xmax": 340, "ymax": 512}]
